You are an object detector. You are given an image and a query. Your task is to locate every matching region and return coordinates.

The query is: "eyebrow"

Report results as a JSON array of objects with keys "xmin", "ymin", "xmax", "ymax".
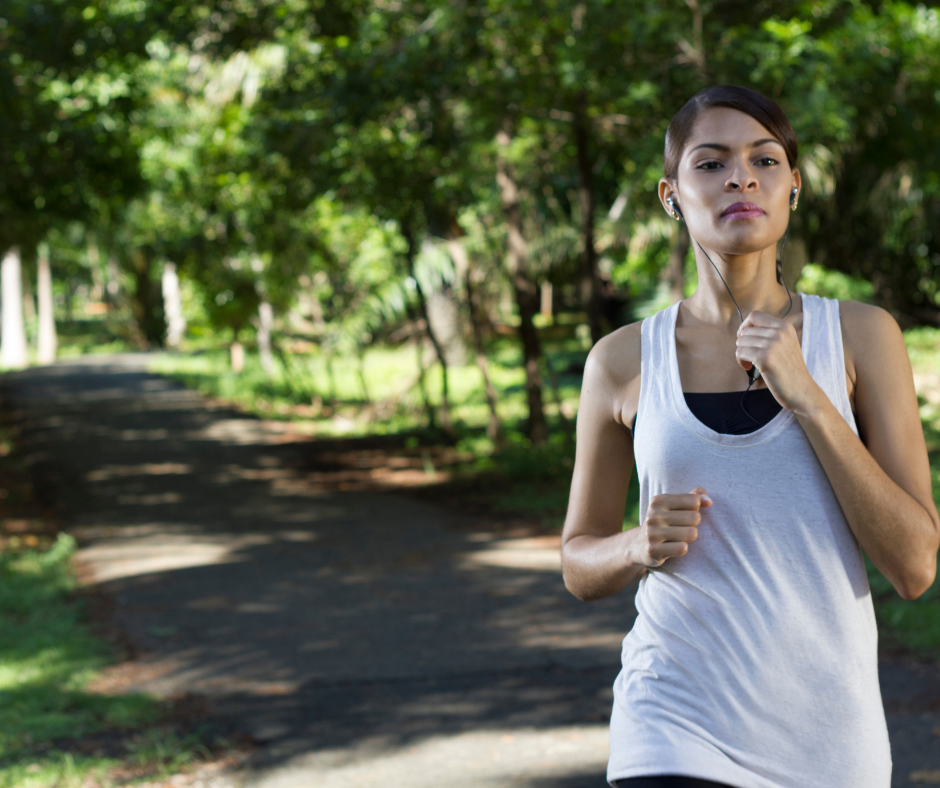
[{"xmin": 689, "ymin": 138, "xmax": 784, "ymax": 154}]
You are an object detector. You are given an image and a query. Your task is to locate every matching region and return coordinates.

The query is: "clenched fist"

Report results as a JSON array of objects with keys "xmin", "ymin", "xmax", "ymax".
[{"xmin": 630, "ymin": 487, "xmax": 712, "ymax": 568}]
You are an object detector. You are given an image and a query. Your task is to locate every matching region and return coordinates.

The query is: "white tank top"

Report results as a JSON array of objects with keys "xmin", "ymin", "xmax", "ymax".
[{"xmin": 608, "ymin": 294, "xmax": 891, "ymax": 788}]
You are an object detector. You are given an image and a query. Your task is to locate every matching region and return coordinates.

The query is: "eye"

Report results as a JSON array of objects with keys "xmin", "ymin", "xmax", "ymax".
[
  {"xmin": 756, "ymin": 156, "xmax": 779, "ymax": 166},
  {"xmin": 696, "ymin": 161, "xmax": 722, "ymax": 170}
]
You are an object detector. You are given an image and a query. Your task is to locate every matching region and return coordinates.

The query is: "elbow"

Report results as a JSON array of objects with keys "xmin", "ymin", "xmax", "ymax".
[
  {"xmin": 561, "ymin": 565, "xmax": 594, "ymax": 602},
  {"xmin": 897, "ymin": 582, "xmax": 929, "ymax": 602},
  {"xmin": 896, "ymin": 553, "xmax": 937, "ymax": 601},
  {"xmin": 561, "ymin": 553, "xmax": 603, "ymax": 602}
]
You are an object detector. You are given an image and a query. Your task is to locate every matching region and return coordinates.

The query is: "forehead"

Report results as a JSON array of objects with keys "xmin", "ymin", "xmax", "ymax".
[{"xmin": 683, "ymin": 107, "xmax": 784, "ymax": 154}]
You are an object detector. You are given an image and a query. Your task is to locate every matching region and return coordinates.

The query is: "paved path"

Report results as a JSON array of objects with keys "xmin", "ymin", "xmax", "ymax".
[{"xmin": 3, "ymin": 356, "xmax": 940, "ymax": 788}]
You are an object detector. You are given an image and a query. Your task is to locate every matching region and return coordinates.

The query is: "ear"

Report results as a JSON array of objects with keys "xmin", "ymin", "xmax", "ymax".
[
  {"xmin": 659, "ymin": 178, "xmax": 678, "ymax": 217},
  {"xmin": 790, "ymin": 168, "xmax": 802, "ymax": 201}
]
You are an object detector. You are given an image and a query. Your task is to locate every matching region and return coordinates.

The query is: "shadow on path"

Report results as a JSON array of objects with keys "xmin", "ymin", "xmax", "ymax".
[
  {"xmin": 2, "ymin": 356, "xmax": 940, "ymax": 788},
  {"xmin": 1, "ymin": 357, "xmax": 630, "ymax": 786}
]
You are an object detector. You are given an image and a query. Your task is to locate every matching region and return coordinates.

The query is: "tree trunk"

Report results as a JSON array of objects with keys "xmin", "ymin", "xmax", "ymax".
[
  {"xmin": 540, "ymin": 281, "xmax": 553, "ymax": 320},
  {"xmin": 22, "ymin": 262, "xmax": 36, "ymax": 328},
  {"xmin": 781, "ymin": 234, "xmax": 807, "ymax": 291},
  {"xmin": 574, "ymin": 107, "xmax": 602, "ymax": 346},
  {"xmin": 403, "ymin": 226, "xmax": 453, "ymax": 436},
  {"xmin": 1, "ymin": 247, "xmax": 28, "ymax": 369},
  {"xmin": 324, "ymin": 352, "xmax": 338, "ymax": 403},
  {"xmin": 413, "ymin": 336, "xmax": 435, "ymax": 428},
  {"xmin": 356, "ymin": 344, "xmax": 371, "ymax": 404},
  {"xmin": 543, "ymin": 353, "xmax": 573, "ymax": 448},
  {"xmin": 162, "ymin": 262, "xmax": 186, "ymax": 348},
  {"xmin": 426, "ymin": 288, "xmax": 467, "ymax": 367},
  {"xmin": 496, "ymin": 123, "xmax": 548, "ymax": 444},
  {"xmin": 256, "ymin": 300, "xmax": 274, "ymax": 377},
  {"xmin": 130, "ymin": 249, "xmax": 164, "ymax": 348},
  {"xmin": 422, "ymin": 239, "xmax": 468, "ymax": 366},
  {"xmin": 230, "ymin": 341, "xmax": 245, "ymax": 373},
  {"xmin": 37, "ymin": 244, "xmax": 57, "ymax": 365},
  {"xmin": 449, "ymin": 237, "xmax": 504, "ymax": 447},
  {"xmin": 666, "ymin": 222, "xmax": 690, "ymax": 304},
  {"xmin": 88, "ymin": 239, "xmax": 104, "ymax": 303},
  {"xmin": 106, "ymin": 252, "xmax": 120, "ymax": 313}
]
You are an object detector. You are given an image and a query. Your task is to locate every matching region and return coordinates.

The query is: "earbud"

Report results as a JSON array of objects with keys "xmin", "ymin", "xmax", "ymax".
[
  {"xmin": 790, "ymin": 188, "xmax": 798, "ymax": 207},
  {"xmin": 666, "ymin": 196, "xmax": 683, "ymax": 220}
]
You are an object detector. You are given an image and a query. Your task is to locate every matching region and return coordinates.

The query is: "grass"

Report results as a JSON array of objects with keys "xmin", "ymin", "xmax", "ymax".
[
  {"xmin": 0, "ymin": 534, "xmax": 151, "ymax": 786},
  {"xmin": 149, "ymin": 336, "xmax": 586, "ymax": 438},
  {"xmin": 0, "ymin": 419, "xmax": 231, "ymax": 787},
  {"xmin": 0, "ymin": 536, "xmax": 232, "ymax": 788},
  {"xmin": 55, "ymin": 318, "xmax": 138, "ymax": 359}
]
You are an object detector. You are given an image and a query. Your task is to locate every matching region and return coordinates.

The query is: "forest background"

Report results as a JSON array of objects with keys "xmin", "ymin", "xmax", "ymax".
[
  {"xmin": 1, "ymin": 0, "xmax": 940, "ymax": 783},
  {"xmin": 4, "ymin": 0, "xmax": 938, "ymax": 538}
]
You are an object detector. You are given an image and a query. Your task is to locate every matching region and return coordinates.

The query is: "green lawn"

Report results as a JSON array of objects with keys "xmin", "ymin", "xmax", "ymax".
[
  {"xmin": 0, "ymin": 535, "xmax": 220, "ymax": 787},
  {"xmin": 0, "ymin": 422, "xmax": 228, "ymax": 787}
]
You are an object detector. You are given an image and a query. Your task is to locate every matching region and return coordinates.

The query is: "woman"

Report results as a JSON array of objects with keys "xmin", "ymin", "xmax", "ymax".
[{"xmin": 561, "ymin": 85, "xmax": 940, "ymax": 788}]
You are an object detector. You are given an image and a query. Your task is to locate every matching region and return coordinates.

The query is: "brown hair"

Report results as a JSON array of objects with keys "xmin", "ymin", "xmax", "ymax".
[{"xmin": 664, "ymin": 85, "xmax": 798, "ymax": 180}]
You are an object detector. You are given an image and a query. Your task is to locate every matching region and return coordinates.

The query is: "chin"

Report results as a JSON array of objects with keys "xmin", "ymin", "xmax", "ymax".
[{"xmin": 710, "ymin": 226, "xmax": 780, "ymax": 256}]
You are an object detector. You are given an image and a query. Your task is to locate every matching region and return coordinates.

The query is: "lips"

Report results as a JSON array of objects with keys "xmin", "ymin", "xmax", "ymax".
[{"xmin": 721, "ymin": 202, "xmax": 765, "ymax": 218}]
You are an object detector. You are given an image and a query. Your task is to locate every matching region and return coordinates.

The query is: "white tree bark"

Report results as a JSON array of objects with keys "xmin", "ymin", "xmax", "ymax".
[
  {"xmin": 230, "ymin": 341, "xmax": 245, "ymax": 373},
  {"xmin": 257, "ymin": 300, "xmax": 274, "ymax": 377},
  {"xmin": 37, "ymin": 245, "xmax": 57, "ymax": 365},
  {"xmin": 1, "ymin": 247, "xmax": 28, "ymax": 369},
  {"xmin": 540, "ymin": 281, "xmax": 553, "ymax": 318},
  {"xmin": 161, "ymin": 262, "xmax": 186, "ymax": 348}
]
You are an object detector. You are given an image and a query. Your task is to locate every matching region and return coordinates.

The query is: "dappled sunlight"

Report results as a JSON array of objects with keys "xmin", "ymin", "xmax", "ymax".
[
  {"xmin": 461, "ymin": 535, "xmax": 562, "ymax": 572},
  {"xmin": 4, "ymin": 360, "xmax": 632, "ymax": 786},
  {"xmin": 86, "ymin": 463, "xmax": 192, "ymax": 482},
  {"xmin": 77, "ymin": 531, "xmax": 284, "ymax": 583},
  {"xmin": 116, "ymin": 492, "xmax": 184, "ymax": 506},
  {"xmin": 189, "ymin": 418, "xmax": 310, "ymax": 446},
  {"xmin": 249, "ymin": 725, "xmax": 608, "ymax": 788}
]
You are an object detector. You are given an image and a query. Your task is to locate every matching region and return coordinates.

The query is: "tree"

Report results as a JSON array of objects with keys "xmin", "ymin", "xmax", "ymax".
[
  {"xmin": 36, "ymin": 243, "xmax": 57, "ymax": 364},
  {"xmin": 1, "ymin": 248, "xmax": 28, "ymax": 368}
]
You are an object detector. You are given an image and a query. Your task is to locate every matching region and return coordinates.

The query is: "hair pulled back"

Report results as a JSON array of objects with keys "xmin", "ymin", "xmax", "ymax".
[
  {"xmin": 664, "ymin": 85, "xmax": 798, "ymax": 180},
  {"xmin": 664, "ymin": 85, "xmax": 798, "ymax": 284}
]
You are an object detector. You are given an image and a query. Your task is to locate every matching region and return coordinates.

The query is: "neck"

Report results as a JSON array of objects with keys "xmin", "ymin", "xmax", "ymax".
[{"xmin": 686, "ymin": 244, "xmax": 790, "ymax": 324}]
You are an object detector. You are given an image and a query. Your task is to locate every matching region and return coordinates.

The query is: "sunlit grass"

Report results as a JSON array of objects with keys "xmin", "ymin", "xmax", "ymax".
[
  {"xmin": 0, "ymin": 535, "xmax": 154, "ymax": 785},
  {"xmin": 149, "ymin": 336, "xmax": 584, "ymax": 440},
  {"xmin": 0, "ymin": 532, "xmax": 222, "ymax": 786}
]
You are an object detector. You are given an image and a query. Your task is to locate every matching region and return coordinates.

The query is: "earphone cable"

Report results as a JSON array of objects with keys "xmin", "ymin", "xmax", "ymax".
[{"xmin": 693, "ymin": 235, "xmax": 794, "ymax": 428}]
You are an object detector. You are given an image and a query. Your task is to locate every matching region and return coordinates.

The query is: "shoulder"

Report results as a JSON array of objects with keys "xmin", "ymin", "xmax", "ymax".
[
  {"xmin": 838, "ymin": 300, "xmax": 903, "ymax": 352},
  {"xmin": 582, "ymin": 320, "xmax": 643, "ymax": 427},
  {"xmin": 585, "ymin": 320, "xmax": 642, "ymax": 388},
  {"xmin": 837, "ymin": 300, "xmax": 908, "ymax": 381}
]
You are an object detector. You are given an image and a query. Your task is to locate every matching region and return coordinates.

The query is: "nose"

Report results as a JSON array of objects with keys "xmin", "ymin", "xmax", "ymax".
[{"xmin": 725, "ymin": 160, "xmax": 759, "ymax": 192}]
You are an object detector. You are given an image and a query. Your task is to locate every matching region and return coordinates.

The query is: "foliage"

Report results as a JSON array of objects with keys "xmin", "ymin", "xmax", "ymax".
[{"xmin": 795, "ymin": 263, "xmax": 875, "ymax": 303}]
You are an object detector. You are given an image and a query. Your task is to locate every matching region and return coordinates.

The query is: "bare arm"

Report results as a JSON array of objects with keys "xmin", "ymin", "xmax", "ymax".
[
  {"xmin": 798, "ymin": 303, "xmax": 939, "ymax": 600},
  {"xmin": 561, "ymin": 323, "xmax": 711, "ymax": 601}
]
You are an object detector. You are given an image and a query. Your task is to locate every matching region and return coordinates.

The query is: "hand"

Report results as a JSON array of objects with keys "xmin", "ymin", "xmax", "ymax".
[
  {"xmin": 736, "ymin": 310, "xmax": 820, "ymax": 414},
  {"xmin": 630, "ymin": 488, "xmax": 712, "ymax": 568}
]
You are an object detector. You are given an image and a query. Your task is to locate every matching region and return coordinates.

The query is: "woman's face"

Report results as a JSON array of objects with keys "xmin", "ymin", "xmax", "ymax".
[{"xmin": 661, "ymin": 107, "xmax": 801, "ymax": 256}]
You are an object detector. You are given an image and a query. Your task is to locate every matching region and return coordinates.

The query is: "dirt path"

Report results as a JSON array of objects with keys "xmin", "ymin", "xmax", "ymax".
[{"xmin": 3, "ymin": 355, "xmax": 940, "ymax": 788}]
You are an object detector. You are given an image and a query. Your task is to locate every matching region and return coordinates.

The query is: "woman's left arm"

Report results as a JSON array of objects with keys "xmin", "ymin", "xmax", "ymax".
[{"xmin": 738, "ymin": 301, "xmax": 940, "ymax": 600}]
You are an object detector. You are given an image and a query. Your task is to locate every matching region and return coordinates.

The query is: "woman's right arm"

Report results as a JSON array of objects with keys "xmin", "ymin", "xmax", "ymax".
[{"xmin": 561, "ymin": 322, "xmax": 711, "ymax": 602}]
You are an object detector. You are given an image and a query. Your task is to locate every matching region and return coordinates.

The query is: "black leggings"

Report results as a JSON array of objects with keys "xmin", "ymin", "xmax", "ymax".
[{"xmin": 615, "ymin": 778, "xmax": 737, "ymax": 788}]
